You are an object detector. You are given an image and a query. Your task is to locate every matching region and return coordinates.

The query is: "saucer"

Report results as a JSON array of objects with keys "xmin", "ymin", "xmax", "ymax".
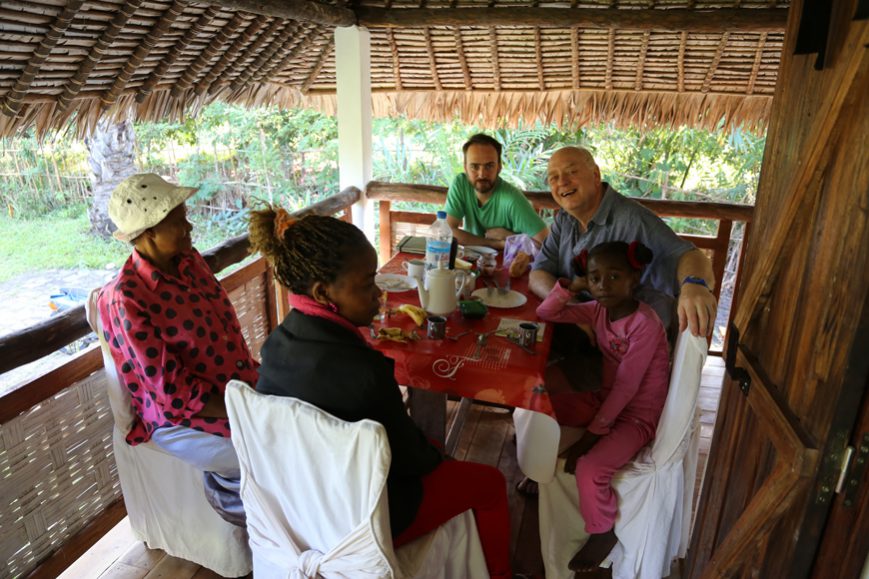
[
  {"xmin": 376, "ymin": 274, "xmax": 418, "ymax": 292},
  {"xmin": 471, "ymin": 289, "xmax": 527, "ymax": 308}
]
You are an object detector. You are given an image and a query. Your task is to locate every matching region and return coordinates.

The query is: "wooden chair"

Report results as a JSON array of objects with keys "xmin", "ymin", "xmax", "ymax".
[
  {"xmin": 224, "ymin": 380, "xmax": 489, "ymax": 578},
  {"xmin": 85, "ymin": 289, "xmax": 252, "ymax": 577}
]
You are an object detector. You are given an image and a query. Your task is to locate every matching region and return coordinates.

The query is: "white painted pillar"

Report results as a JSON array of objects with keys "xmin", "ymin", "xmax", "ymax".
[{"xmin": 335, "ymin": 26, "xmax": 374, "ymax": 243}]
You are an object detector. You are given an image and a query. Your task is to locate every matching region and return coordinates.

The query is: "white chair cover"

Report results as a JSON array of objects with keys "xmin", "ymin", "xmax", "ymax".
[
  {"xmin": 86, "ymin": 289, "xmax": 252, "ymax": 577},
  {"xmin": 513, "ymin": 407, "xmax": 561, "ymax": 484},
  {"xmin": 224, "ymin": 380, "xmax": 488, "ymax": 579},
  {"xmin": 533, "ymin": 330, "xmax": 708, "ymax": 579}
]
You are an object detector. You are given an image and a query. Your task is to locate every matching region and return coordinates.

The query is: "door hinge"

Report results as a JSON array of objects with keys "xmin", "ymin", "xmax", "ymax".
[
  {"xmin": 816, "ymin": 431, "xmax": 868, "ymax": 507},
  {"xmin": 725, "ymin": 323, "xmax": 751, "ymax": 396},
  {"xmin": 842, "ymin": 432, "xmax": 869, "ymax": 508}
]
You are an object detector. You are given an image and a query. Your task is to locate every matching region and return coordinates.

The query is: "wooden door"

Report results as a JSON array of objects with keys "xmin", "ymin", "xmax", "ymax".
[{"xmin": 686, "ymin": 1, "xmax": 869, "ymax": 577}]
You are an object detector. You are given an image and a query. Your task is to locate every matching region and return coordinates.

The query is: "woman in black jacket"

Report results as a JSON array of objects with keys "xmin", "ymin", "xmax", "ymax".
[{"xmin": 249, "ymin": 208, "xmax": 512, "ymax": 578}]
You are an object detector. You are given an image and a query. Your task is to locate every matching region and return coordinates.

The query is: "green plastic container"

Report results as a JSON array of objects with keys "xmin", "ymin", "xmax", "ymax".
[{"xmin": 459, "ymin": 300, "xmax": 488, "ymax": 320}]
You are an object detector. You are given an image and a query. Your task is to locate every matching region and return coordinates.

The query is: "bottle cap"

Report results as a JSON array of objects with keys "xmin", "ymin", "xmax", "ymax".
[{"xmin": 437, "ymin": 210, "xmax": 447, "ymax": 219}]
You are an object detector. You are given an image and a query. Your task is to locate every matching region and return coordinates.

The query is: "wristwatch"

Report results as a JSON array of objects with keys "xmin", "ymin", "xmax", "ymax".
[{"xmin": 682, "ymin": 276, "xmax": 710, "ymax": 290}]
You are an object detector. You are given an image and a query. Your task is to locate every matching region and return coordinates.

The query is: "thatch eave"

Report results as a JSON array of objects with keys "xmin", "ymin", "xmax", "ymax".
[{"xmin": 0, "ymin": 1, "xmax": 789, "ymax": 137}]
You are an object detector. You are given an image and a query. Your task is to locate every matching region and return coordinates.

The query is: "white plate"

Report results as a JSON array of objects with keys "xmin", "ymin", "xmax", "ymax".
[
  {"xmin": 463, "ymin": 245, "xmax": 499, "ymax": 258},
  {"xmin": 471, "ymin": 288, "xmax": 527, "ymax": 309},
  {"xmin": 376, "ymin": 274, "xmax": 418, "ymax": 292}
]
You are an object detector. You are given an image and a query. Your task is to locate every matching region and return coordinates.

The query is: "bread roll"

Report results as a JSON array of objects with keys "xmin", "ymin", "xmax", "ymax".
[{"xmin": 509, "ymin": 251, "xmax": 531, "ymax": 278}]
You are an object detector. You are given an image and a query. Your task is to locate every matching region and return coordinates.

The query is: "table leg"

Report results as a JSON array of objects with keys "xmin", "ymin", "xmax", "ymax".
[
  {"xmin": 445, "ymin": 397, "xmax": 473, "ymax": 457},
  {"xmin": 407, "ymin": 388, "xmax": 447, "ymax": 445}
]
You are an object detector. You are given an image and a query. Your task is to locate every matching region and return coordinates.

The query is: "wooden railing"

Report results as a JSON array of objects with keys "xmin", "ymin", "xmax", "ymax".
[
  {"xmin": 0, "ymin": 187, "xmax": 359, "ymax": 578},
  {"xmin": 368, "ymin": 181, "xmax": 754, "ymax": 350}
]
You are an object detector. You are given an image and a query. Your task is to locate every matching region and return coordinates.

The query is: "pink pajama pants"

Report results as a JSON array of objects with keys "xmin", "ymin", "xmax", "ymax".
[{"xmin": 551, "ymin": 391, "xmax": 655, "ymax": 534}]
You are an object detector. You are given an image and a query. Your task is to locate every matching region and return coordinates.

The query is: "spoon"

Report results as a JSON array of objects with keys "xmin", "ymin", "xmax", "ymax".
[
  {"xmin": 472, "ymin": 332, "xmax": 488, "ymax": 359},
  {"xmin": 508, "ymin": 336, "xmax": 536, "ymax": 355},
  {"xmin": 447, "ymin": 330, "xmax": 473, "ymax": 341}
]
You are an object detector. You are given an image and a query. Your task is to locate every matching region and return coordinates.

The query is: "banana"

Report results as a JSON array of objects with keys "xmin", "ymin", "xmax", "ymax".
[
  {"xmin": 454, "ymin": 257, "xmax": 473, "ymax": 270},
  {"xmin": 377, "ymin": 327, "xmax": 421, "ymax": 343},
  {"xmin": 398, "ymin": 303, "xmax": 427, "ymax": 326},
  {"xmin": 377, "ymin": 327, "xmax": 406, "ymax": 342}
]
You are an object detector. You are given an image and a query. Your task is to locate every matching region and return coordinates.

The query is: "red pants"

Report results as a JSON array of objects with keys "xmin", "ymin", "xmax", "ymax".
[
  {"xmin": 393, "ymin": 460, "xmax": 512, "ymax": 579},
  {"xmin": 552, "ymin": 391, "xmax": 655, "ymax": 534}
]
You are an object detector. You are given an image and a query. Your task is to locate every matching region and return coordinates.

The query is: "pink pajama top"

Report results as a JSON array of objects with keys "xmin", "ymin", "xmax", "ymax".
[
  {"xmin": 537, "ymin": 281, "xmax": 670, "ymax": 436},
  {"xmin": 98, "ymin": 249, "xmax": 259, "ymax": 445}
]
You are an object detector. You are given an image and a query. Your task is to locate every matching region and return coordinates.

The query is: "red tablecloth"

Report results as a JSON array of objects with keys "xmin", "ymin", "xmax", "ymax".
[{"xmin": 369, "ymin": 253, "xmax": 555, "ymax": 417}]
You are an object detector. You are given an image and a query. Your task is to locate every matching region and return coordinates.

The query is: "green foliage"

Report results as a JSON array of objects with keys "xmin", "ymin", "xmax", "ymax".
[
  {"xmin": 0, "ymin": 130, "xmax": 90, "ymax": 218},
  {"xmin": 585, "ymin": 124, "xmax": 764, "ymax": 206},
  {"xmin": 1, "ymin": 101, "xmax": 766, "ymax": 279}
]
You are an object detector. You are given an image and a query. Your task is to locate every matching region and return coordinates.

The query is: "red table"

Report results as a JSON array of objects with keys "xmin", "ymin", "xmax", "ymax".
[{"xmin": 369, "ymin": 253, "xmax": 556, "ymax": 452}]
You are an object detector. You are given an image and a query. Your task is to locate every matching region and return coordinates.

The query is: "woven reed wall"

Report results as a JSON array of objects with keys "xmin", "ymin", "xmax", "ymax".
[
  {"xmin": 0, "ymin": 369, "xmax": 118, "ymax": 579},
  {"xmin": 227, "ymin": 272, "xmax": 271, "ymax": 361}
]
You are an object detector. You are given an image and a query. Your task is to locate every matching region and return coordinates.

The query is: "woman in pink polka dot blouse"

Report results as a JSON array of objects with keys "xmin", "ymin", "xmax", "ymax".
[{"xmin": 96, "ymin": 174, "xmax": 258, "ymax": 525}]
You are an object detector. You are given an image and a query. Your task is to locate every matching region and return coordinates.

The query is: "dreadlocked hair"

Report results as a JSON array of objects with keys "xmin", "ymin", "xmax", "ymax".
[
  {"xmin": 584, "ymin": 240, "xmax": 653, "ymax": 274},
  {"xmin": 248, "ymin": 207, "xmax": 370, "ymax": 294}
]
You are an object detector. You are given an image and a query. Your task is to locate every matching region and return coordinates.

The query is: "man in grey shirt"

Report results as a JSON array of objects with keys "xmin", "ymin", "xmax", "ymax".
[
  {"xmin": 530, "ymin": 146, "xmax": 717, "ymax": 336},
  {"xmin": 516, "ymin": 146, "xmax": 718, "ymax": 511}
]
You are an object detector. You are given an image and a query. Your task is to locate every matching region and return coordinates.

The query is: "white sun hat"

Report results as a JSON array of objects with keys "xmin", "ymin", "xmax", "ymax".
[{"xmin": 109, "ymin": 173, "xmax": 196, "ymax": 242}]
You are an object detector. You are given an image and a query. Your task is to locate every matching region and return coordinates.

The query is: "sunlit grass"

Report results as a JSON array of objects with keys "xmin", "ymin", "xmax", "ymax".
[
  {"xmin": 0, "ymin": 211, "xmax": 129, "ymax": 283},
  {"xmin": 0, "ymin": 206, "xmax": 245, "ymax": 283}
]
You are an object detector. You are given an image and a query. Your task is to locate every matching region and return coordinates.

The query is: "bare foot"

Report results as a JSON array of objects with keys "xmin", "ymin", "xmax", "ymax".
[
  {"xmin": 568, "ymin": 529, "xmax": 618, "ymax": 572},
  {"xmin": 515, "ymin": 476, "xmax": 538, "ymax": 496}
]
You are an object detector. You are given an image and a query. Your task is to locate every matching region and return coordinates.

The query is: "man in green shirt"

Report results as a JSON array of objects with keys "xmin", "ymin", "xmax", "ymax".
[{"xmin": 445, "ymin": 134, "xmax": 549, "ymax": 250}]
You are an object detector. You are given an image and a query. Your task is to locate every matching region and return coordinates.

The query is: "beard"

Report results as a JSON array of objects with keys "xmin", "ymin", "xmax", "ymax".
[{"xmin": 474, "ymin": 179, "xmax": 495, "ymax": 194}]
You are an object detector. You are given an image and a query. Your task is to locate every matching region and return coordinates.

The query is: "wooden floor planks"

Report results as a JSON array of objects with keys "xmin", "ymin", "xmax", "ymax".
[{"xmin": 66, "ymin": 356, "xmax": 726, "ymax": 578}]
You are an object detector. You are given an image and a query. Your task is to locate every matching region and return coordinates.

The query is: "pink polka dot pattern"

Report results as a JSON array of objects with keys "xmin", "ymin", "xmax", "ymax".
[{"xmin": 98, "ymin": 249, "xmax": 259, "ymax": 444}]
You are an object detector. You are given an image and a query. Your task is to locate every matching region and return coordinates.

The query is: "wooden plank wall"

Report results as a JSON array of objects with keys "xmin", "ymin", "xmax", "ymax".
[{"xmin": 687, "ymin": 0, "xmax": 868, "ymax": 576}]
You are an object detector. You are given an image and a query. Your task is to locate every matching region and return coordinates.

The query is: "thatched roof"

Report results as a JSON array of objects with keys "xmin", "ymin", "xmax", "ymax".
[{"xmin": 0, "ymin": 0, "xmax": 788, "ymax": 137}]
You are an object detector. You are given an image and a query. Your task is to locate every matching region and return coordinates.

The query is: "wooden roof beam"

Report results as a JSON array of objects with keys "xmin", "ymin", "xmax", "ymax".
[
  {"xmin": 250, "ymin": 24, "xmax": 314, "ymax": 83},
  {"xmin": 356, "ymin": 7, "xmax": 787, "ymax": 32},
  {"xmin": 54, "ymin": 0, "xmax": 143, "ymax": 118},
  {"xmin": 702, "ymin": 32, "xmax": 730, "ymax": 93},
  {"xmin": 636, "ymin": 31, "xmax": 650, "ymax": 91},
  {"xmin": 257, "ymin": 25, "xmax": 319, "ymax": 85},
  {"xmin": 534, "ymin": 27, "xmax": 544, "ymax": 91},
  {"xmin": 454, "ymin": 29, "xmax": 472, "ymax": 88},
  {"xmin": 171, "ymin": 12, "xmax": 252, "ymax": 99},
  {"xmin": 196, "ymin": 16, "xmax": 269, "ymax": 96},
  {"xmin": 204, "ymin": 0, "xmax": 355, "ymax": 26},
  {"xmin": 300, "ymin": 37, "xmax": 334, "ymax": 94},
  {"xmin": 423, "ymin": 28, "xmax": 442, "ymax": 90},
  {"xmin": 227, "ymin": 19, "xmax": 286, "ymax": 93},
  {"xmin": 0, "ymin": 0, "xmax": 84, "ymax": 118},
  {"xmin": 102, "ymin": 0, "xmax": 185, "ymax": 109},
  {"xmin": 230, "ymin": 22, "xmax": 292, "ymax": 91},
  {"xmin": 747, "ymin": 32, "xmax": 768, "ymax": 95},
  {"xmin": 488, "ymin": 27, "xmax": 501, "ymax": 91},
  {"xmin": 571, "ymin": 28, "xmax": 579, "ymax": 90},
  {"xmin": 136, "ymin": 6, "xmax": 221, "ymax": 103},
  {"xmin": 387, "ymin": 29, "xmax": 403, "ymax": 90}
]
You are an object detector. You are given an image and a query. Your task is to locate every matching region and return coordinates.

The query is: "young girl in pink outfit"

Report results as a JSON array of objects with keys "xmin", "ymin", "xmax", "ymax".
[{"xmin": 536, "ymin": 240, "xmax": 671, "ymax": 573}]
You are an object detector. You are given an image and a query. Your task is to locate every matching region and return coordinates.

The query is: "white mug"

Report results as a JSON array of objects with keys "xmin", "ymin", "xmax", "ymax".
[{"xmin": 403, "ymin": 259, "xmax": 426, "ymax": 279}]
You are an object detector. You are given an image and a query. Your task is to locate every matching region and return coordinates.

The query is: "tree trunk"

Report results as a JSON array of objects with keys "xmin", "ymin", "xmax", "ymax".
[{"xmin": 86, "ymin": 118, "xmax": 137, "ymax": 239}]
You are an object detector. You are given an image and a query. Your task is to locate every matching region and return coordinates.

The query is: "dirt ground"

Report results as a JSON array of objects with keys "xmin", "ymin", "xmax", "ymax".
[{"xmin": 0, "ymin": 267, "xmax": 118, "ymax": 394}]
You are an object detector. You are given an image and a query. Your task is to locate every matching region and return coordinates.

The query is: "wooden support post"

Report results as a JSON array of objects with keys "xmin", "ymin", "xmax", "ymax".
[
  {"xmin": 335, "ymin": 26, "xmax": 374, "ymax": 241},
  {"xmin": 379, "ymin": 199, "xmax": 393, "ymax": 262},
  {"xmin": 711, "ymin": 219, "xmax": 732, "ymax": 302}
]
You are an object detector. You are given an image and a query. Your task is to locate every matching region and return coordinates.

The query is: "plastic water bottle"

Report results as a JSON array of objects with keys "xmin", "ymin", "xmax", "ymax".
[{"xmin": 425, "ymin": 211, "xmax": 453, "ymax": 271}]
